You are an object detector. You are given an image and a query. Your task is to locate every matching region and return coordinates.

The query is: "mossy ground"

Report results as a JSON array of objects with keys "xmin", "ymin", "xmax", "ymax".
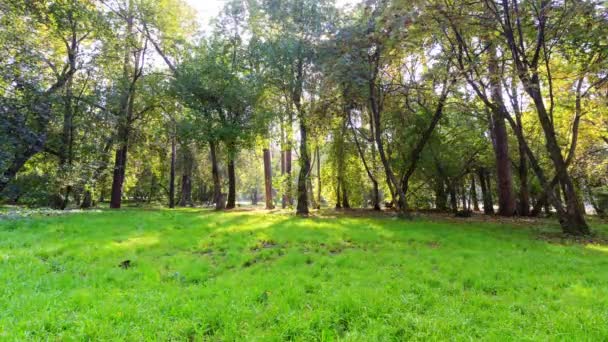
[{"xmin": 1, "ymin": 209, "xmax": 607, "ymax": 340}]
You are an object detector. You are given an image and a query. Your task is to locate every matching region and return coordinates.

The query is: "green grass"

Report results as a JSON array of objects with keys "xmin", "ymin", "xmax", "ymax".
[{"xmin": 1, "ymin": 209, "xmax": 607, "ymax": 340}]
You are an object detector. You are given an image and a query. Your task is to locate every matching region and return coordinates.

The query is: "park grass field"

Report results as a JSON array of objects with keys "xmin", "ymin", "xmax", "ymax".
[{"xmin": 1, "ymin": 208, "xmax": 607, "ymax": 340}]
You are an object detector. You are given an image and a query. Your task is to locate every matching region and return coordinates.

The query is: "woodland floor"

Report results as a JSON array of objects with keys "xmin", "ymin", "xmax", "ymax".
[{"xmin": 0, "ymin": 208, "xmax": 607, "ymax": 340}]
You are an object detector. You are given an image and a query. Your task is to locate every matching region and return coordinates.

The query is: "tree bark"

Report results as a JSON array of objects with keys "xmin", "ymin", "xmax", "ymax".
[
  {"xmin": 110, "ymin": 145, "xmax": 128, "ymax": 209},
  {"xmin": 369, "ymin": 70, "xmax": 408, "ymax": 216},
  {"xmin": 263, "ymin": 148, "xmax": 274, "ymax": 209},
  {"xmin": 448, "ymin": 180, "xmax": 458, "ymax": 213},
  {"xmin": 210, "ymin": 141, "xmax": 224, "ymax": 210},
  {"xmin": 169, "ymin": 136, "xmax": 176, "ymax": 208},
  {"xmin": 296, "ymin": 119, "xmax": 310, "ymax": 215},
  {"xmin": 478, "ymin": 168, "xmax": 494, "ymax": 215},
  {"xmin": 316, "ymin": 145, "xmax": 321, "ymax": 209},
  {"xmin": 348, "ymin": 108, "xmax": 380, "ymax": 210},
  {"xmin": 226, "ymin": 158, "xmax": 236, "ymax": 209},
  {"xmin": 497, "ymin": 0, "xmax": 589, "ymax": 234},
  {"xmin": 109, "ymin": 2, "xmax": 138, "ymax": 209},
  {"xmin": 487, "ymin": 42, "xmax": 516, "ymax": 216},
  {"xmin": 470, "ymin": 174, "xmax": 480, "ymax": 211},
  {"xmin": 335, "ymin": 181, "xmax": 342, "ymax": 209},
  {"xmin": 342, "ymin": 179, "xmax": 350, "ymax": 209}
]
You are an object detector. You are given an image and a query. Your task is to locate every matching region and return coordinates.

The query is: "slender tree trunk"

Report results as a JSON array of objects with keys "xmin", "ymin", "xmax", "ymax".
[
  {"xmin": 461, "ymin": 181, "xmax": 467, "ymax": 210},
  {"xmin": 296, "ymin": 119, "xmax": 310, "ymax": 215},
  {"xmin": 110, "ymin": 145, "xmax": 128, "ymax": 208},
  {"xmin": 263, "ymin": 148, "xmax": 274, "ymax": 209},
  {"xmin": 286, "ymin": 148, "xmax": 292, "ymax": 206},
  {"xmin": 528, "ymin": 88, "xmax": 589, "ymax": 233},
  {"xmin": 478, "ymin": 168, "xmax": 494, "ymax": 214},
  {"xmin": 169, "ymin": 136, "xmax": 176, "ymax": 208},
  {"xmin": 335, "ymin": 181, "xmax": 342, "ymax": 209},
  {"xmin": 448, "ymin": 181, "xmax": 458, "ymax": 213},
  {"xmin": 316, "ymin": 146, "xmax": 321, "ymax": 209},
  {"xmin": 342, "ymin": 180, "xmax": 350, "ymax": 209},
  {"xmin": 471, "ymin": 175, "xmax": 480, "ymax": 211},
  {"xmin": 210, "ymin": 141, "xmax": 224, "ymax": 210},
  {"xmin": 510, "ymin": 76, "xmax": 530, "ymax": 216},
  {"xmin": 497, "ymin": 3, "xmax": 589, "ymax": 234},
  {"xmin": 369, "ymin": 80, "xmax": 407, "ymax": 215},
  {"xmin": 280, "ymin": 117, "xmax": 287, "ymax": 209},
  {"xmin": 226, "ymin": 158, "xmax": 236, "ymax": 209},
  {"xmin": 348, "ymin": 108, "xmax": 380, "ymax": 210},
  {"xmin": 110, "ymin": 3, "xmax": 137, "ymax": 209}
]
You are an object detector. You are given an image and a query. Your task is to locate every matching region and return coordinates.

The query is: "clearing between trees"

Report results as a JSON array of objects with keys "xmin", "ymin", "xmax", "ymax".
[{"xmin": 1, "ymin": 209, "xmax": 607, "ymax": 340}]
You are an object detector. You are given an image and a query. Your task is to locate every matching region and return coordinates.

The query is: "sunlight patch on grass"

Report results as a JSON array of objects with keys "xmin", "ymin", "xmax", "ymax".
[
  {"xmin": 585, "ymin": 244, "xmax": 608, "ymax": 253},
  {"xmin": 108, "ymin": 234, "xmax": 160, "ymax": 250}
]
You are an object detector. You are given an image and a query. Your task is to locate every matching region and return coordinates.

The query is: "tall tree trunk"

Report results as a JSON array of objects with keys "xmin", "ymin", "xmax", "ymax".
[
  {"xmin": 369, "ymin": 78, "xmax": 408, "ymax": 215},
  {"xmin": 263, "ymin": 148, "xmax": 274, "ymax": 209},
  {"xmin": 280, "ymin": 118, "xmax": 287, "ymax": 209},
  {"xmin": 527, "ymin": 89, "xmax": 588, "ymax": 233},
  {"xmin": 509, "ymin": 75, "xmax": 530, "ymax": 216},
  {"xmin": 348, "ymin": 107, "xmax": 380, "ymax": 210},
  {"xmin": 316, "ymin": 145, "xmax": 321, "ymax": 209},
  {"xmin": 296, "ymin": 119, "xmax": 310, "ymax": 215},
  {"xmin": 335, "ymin": 181, "xmax": 342, "ymax": 209},
  {"xmin": 226, "ymin": 159, "xmax": 236, "ymax": 209},
  {"xmin": 110, "ymin": 145, "xmax": 128, "ymax": 209},
  {"xmin": 110, "ymin": 2, "xmax": 137, "ymax": 209},
  {"xmin": 210, "ymin": 141, "xmax": 224, "ymax": 210},
  {"xmin": 498, "ymin": 2, "xmax": 589, "ymax": 235},
  {"xmin": 58, "ymin": 56, "xmax": 75, "ymax": 210},
  {"xmin": 169, "ymin": 136, "xmax": 176, "ymax": 208},
  {"xmin": 285, "ymin": 147, "xmax": 292, "ymax": 206},
  {"xmin": 487, "ymin": 42, "xmax": 516, "ymax": 216}
]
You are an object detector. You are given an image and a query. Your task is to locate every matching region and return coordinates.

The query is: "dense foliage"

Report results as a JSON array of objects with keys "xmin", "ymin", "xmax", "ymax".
[{"xmin": 1, "ymin": 0, "xmax": 607, "ymax": 235}]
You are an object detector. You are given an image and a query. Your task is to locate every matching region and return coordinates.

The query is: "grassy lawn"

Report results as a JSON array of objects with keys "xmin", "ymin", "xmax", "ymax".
[{"xmin": 1, "ymin": 209, "xmax": 607, "ymax": 340}]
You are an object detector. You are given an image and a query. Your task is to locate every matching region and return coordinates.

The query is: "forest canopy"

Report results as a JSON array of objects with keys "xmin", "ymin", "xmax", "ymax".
[{"xmin": 1, "ymin": 0, "xmax": 607, "ymax": 236}]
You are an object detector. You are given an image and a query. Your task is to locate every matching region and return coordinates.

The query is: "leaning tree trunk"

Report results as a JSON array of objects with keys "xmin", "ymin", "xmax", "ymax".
[
  {"xmin": 527, "ymin": 88, "xmax": 589, "ymax": 234},
  {"xmin": 263, "ymin": 148, "xmax": 274, "ymax": 209},
  {"xmin": 369, "ymin": 81, "xmax": 408, "ymax": 215}
]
